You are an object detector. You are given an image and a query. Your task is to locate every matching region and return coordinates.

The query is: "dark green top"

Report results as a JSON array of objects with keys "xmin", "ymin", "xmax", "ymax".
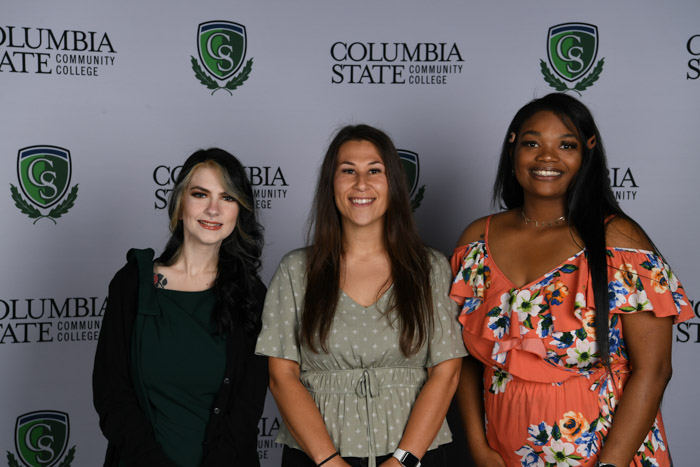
[{"xmin": 132, "ymin": 251, "xmax": 226, "ymax": 467}]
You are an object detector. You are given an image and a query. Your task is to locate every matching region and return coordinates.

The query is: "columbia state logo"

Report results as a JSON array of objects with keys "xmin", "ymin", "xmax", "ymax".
[
  {"xmin": 190, "ymin": 21, "xmax": 253, "ymax": 95},
  {"xmin": 7, "ymin": 410, "xmax": 76, "ymax": 467},
  {"xmin": 10, "ymin": 145, "xmax": 79, "ymax": 224},
  {"xmin": 540, "ymin": 23, "xmax": 605, "ymax": 95},
  {"xmin": 398, "ymin": 149, "xmax": 425, "ymax": 211}
]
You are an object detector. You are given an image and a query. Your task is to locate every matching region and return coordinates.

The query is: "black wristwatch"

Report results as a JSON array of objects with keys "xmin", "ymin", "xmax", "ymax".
[
  {"xmin": 595, "ymin": 463, "xmax": 617, "ymax": 467},
  {"xmin": 392, "ymin": 448, "xmax": 421, "ymax": 467}
]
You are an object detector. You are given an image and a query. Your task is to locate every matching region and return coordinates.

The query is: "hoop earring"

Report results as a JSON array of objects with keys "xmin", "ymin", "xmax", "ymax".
[{"xmin": 586, "ymin": 135, "xmax": 597, "ymax": 149}]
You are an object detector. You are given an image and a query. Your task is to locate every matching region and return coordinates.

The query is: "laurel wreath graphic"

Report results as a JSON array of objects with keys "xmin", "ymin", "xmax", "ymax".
[
  {"xmin": 410, "ymin": 185, "xmax": 426, "ymax": 212},
  {"xmin": 190, "ymin": 56, "xmax": 253, "ymax": 95},
  {"xmin": 10, "ymin": 184, "xmax": 79, "ymax": 224},
  {"xmin": 7, "ymin": 446, "xmax": 75, "ymax": 467},
  {"xmin": 540, "ymin": 58, "xmax": 605, "ymax": 96},
  {"xmin": 57, "ymin": 446, "xmax": 75, "ymax": 467}
]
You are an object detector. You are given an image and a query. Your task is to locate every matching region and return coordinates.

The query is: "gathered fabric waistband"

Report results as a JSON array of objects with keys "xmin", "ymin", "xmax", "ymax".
[
  {"xmin": 300, "ymin": 366, "xmax": 426, "ymax": 394},
  {"xmin": 300, "ymin": 367, "xmax": 427, "ymax": 467}
]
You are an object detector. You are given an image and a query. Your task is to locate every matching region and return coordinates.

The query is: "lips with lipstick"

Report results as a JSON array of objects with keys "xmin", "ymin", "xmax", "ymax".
[{"xmin": 198, "ymin": 219, "xmax": 223, "ymax": 230}]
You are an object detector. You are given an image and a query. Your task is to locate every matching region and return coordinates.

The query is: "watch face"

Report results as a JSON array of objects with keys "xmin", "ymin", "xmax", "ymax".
[{"xmin": 400, "ymin": 452, "xmax": 420, "ymax": 467}]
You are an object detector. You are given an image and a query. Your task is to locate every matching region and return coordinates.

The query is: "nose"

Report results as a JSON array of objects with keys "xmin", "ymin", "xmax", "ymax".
[
  {"xmin": 204, "ymin": 197, "xmax": 220, "ymax": 217},
  {"xmin": 535, "ymin": 144, "xmax": 559, "ymax": 162},
  {"xmin": 354, "ymin": 172, "xmax": 368, "ymax": 190}
]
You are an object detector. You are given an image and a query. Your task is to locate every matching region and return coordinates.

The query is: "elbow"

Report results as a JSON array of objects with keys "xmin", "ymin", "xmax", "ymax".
[
  {"xmin": 268, "ymin": 365, "xmax": 299, "ymax": 399},
  {"xmin": 660, "ymin": 364, "xmax": 673, "ymax": 386},
  {"xmin": 429, "ymin": 358, "xmax": 462, "ymax": 397},
  {"xmin": 653, "ymin": 360, "xmax": 673, "ymax": 388},
  {"xmin": 268, "ymin": 372, "xmax": 284, "ymax": 397},
  {"xmin": 446, "ymin": 365, "xmax": 461, "ymax": 395},
  {"xmin": 632, "ymin": 362, "xmax": 673, "ymax": 393}
]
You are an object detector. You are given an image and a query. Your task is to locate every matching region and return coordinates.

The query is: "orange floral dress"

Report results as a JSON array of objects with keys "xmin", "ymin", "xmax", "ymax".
[{"xmin": 450, "ymin": 216, "xmax": 693, "ymax": 467}]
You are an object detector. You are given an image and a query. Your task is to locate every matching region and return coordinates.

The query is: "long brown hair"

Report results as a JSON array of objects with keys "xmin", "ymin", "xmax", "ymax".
[{"xmin": 301, "ymin": 124, "xmax": 433, "ymax": 357}]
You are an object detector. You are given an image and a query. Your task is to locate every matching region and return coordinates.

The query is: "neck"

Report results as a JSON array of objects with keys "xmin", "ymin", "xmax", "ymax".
[
  {"xmin": 341, "ymin": 221, "xmax": 386, "ymax": 258},
  {"xmin": 521, "ymin": 198, "xmax": 566, "ymax": 222},
  {"xmin": 175, "ymin": 241, "xmax": 220, "ymax": 277}
]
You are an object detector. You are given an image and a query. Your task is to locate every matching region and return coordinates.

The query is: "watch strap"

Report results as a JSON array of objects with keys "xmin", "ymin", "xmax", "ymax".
[{"xmin": 392, "ymin": 448, "xmax": 421, "ymax": 467}]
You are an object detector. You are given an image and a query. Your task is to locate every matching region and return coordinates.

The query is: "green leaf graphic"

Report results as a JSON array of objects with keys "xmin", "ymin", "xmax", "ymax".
[
  {"xmin": 224, "ymin": 58, "xmax": 253, "ymax": 91},
  {"xmin": 191, "ymin": 56, "xmax": 254, "ymax": 96},
  {"xmin": 58, "ymin": 446, "xmax": 76, "ymax": 467},
  {"xmin": 7, "ymin": 452, "xmax": 21, "ymax": 467},
  {"xmin": 540, "ymin": 59, "xmax": 568, "ymax": 92},
  {"xmin": 574, "ymin": 58, "xmax": 605, "ymax": 92},
  {"xmin": 10, "ymin": 184, "xmax": 42, "ymax": 218},
  {"xmin": 190, "ymin": 56, "xmax": 219, "ymax": 90},
  {"xmin": 47, "ymin": 184, "xmax": 79, "ymax": 219},
  {"xmin": 411, "ymin": 185, "xmax": 425, "ymax": 211}
]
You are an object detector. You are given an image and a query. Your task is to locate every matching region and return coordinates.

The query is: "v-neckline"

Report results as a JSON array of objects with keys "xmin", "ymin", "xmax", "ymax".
[
  {"xmin": 484, "ymin": 239, "xmax": 585, "ymax": 290},
  {"xmin": 340, "ymin": 284, "xmax": 393, "ymax": 309}
]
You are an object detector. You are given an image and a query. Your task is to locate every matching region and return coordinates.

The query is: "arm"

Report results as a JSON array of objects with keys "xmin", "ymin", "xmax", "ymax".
[
  {"xmin": 452, "ymin": 221, "xmax": 506, "ymax": 466},
  {"xmin": 454, "ymin": 356, "xmax": 506, "ymax": 467},
  {"xmin": 596, "ymin": 312, "xmax": 673, "ymax": 465},
  {"xmin": 92, "ymin": 265, "xmax": 175, "ymax": 466},
  {"xmin": 379, "ymin": 357, "xmax": 462, "ymax": 467},
  {"xmin": 597, "ymin": 217, "xmax": 674, "ymax": 465},
  {"xmin": 268, "ymin": 357, "xmax": 351, "ymax": 467}
]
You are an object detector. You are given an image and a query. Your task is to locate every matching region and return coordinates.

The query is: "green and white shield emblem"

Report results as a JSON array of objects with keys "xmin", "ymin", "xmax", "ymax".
[
  {"xmin": 17, "ymin": 146, "xmax": 71, "ymax": 208},
  {"xmin": 198, "ymin": 21, "xmax": 247, "ymax": 80},
  {"xmin": 14, "ymin": 411, "xmax": 69, "ymax": 467},
  {"xmin": 547, "ymin": 23, "xmax": 598, "ymax": 82},
  {"xmin": 398, "ymin": 149, "xmax": 425, "ymax": 211},
  {"xmin": 398, "ymin": 150, "xmax": 420, "ymax": 196}
]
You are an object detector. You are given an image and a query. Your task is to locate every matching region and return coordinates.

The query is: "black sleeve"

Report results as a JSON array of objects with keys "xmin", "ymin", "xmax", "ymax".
[{"xmin": 92, "ymin": 262, "xmax": 176, "ymax": 466}]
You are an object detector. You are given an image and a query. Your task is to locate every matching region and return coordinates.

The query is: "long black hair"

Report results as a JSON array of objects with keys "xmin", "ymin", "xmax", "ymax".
[
  {"xmin": 493, "ymin": 93, "xmax": 629, "ymax": 368},
  {"xmin": 302, "ymin": 124, "xmax": 434, "ymax": 357},
  {"xmin": 160, "ymin": 148, "xmax": 264, "ymax": 336}
]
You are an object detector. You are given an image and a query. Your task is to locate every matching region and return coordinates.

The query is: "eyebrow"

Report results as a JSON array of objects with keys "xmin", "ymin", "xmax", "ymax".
[
  {"xmin": 521, "ymin": 130, "xmax": 579, "ymax": 139},
  {"xmin": 338, "ymin": 160, "xmax": 384, "ymax": 166}
]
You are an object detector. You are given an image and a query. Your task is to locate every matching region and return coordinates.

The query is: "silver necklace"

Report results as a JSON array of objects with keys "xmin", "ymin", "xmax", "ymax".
[{"xmin": 520, "ymin": 210, "xmax": 566, "ymax": 228}]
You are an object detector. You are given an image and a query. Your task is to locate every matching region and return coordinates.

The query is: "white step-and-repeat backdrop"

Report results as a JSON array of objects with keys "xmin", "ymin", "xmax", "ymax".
[{"xmin": 1, "ymin": 1, "xmax": 698, "ymax": 465}]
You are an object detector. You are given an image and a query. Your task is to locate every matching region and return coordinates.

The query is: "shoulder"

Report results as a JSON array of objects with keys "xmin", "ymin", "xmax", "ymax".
[
  {"xmin": 110, "ymin": 261, "xmax": 138, "ymax": 291},
  {"xmin": 278, "ymin": 248, "xmax": 308, "ymax": 268},
  {"xmin": 426, "ymin": 247, "xmax": 450, "ymax": 271},
  {"xmin": 605, "ymin": 217, "xmax": 654, "ymax": 250},
  {"xmin": 126, "ymin": 247, "xmax": 155, "ymax": 264},
  {"xmin": 109, "ymin": 248, "xmax": 151, "ymax": 290},
  {"xmin": 270, "ymin": 248, "xmax": 308, "ymax": 282},
  {"xmin": 455, "ymin": 214, "xmax": 491, "ymax": 247}
]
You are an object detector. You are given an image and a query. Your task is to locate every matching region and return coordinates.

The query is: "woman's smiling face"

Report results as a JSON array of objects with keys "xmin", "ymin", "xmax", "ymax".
[
  {"xmin": 180, "ymin": 166, "xmax": 239, "ymax": 249},
  {"xmin": 513, "ymin": 110, "xmax": 583, "ymax": 202},
  {"xmin": 333, "ymin": 139, "xmax": 389, "ymax": 232}
]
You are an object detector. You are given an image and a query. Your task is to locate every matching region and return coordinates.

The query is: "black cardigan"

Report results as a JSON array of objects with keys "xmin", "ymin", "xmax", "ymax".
[{"xmin": 92, "ymin": 252, "xmax": 268, "ymax": 466}]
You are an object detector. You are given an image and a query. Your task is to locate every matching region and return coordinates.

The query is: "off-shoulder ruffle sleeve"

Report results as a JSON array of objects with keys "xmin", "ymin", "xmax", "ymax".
[
  {"xmin": 449, "ymin": 242, "xmax": 489, "ymax": 322},
  {"xmin": 604, "ymin": 248, "xmax": 693, "ymax": 323}
]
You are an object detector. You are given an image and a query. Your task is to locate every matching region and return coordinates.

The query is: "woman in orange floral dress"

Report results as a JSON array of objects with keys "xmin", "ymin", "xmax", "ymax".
[{"xmin": 450, "ymin": 93, "xmax": 693, "ymax": 467}]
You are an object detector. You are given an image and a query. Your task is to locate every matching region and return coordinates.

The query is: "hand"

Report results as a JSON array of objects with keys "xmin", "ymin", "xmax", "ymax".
[{"xmin": 471, "ymin": 445, "xmax": 506, "ymax": 467}]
